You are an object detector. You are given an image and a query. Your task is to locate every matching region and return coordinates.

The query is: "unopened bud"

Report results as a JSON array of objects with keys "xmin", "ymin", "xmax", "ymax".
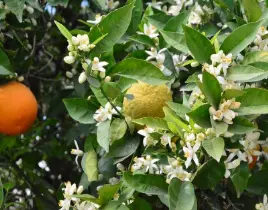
[
  {"xmin": 104, "ymin": 76, "xmax": 111, "ymax": 82},
  {"xmin": 66, "ymin": 71, "xmax": 73, "ymax": 79},
  {"xmin": 191, "ymin": 61, "xmax": 199, "ymax": 67},
  {"xmin": 78, "ymin": 72, "xmax": 87, "ymax": 84},
  {"xmin": 99, "ymin": 71, "xmax": 105, "ymax": 78}
]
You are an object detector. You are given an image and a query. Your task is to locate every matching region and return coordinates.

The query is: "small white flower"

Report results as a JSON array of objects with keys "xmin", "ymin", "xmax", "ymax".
[
  {"xmin": 59, "ymin": 182, "xmax": 78, "ymax": 210},
  {"xmin": 172, "ymin": 54, "xmax": 188, "ymax": 72},
  {"xmin": 138, "ymin": 24, "xmax": 159, "ymax": 39},
  {"xmin": 146, "ymin": 0, "xmax": 163, "ymax": 10},
  {"xmin": 240, "ymin": 132, "xmax": 263, "ymax": 163},
  {"xmin": 131, "ymin": 157, "xmax": 145, "ymax": 172},
  {"xmin": 87, "ymin": 14, "xmax": 103, "ymax": 25},
  {"xmin": 138, "ymin": 127, "xmax": 157, "ymax": 147},
  {"xmin": 255, "ymin": 194, "xmax": 268, "ymax": 210},
  {"xmin": 166, "ymin": 165, "xmax": 192, "ymax": 183},
  {"xmin": 224, "ymin": 158, "xmax": 240, "ymax": 178},
  {"xmin": 71, "ymin": 140, "xmax": 84, "ymax": 166},
  {"xmin": 143, "ymin": 155, "xmax": 159, "ymax": 174},
  {"xmin": 105, "ymin": 0, "xmax": 119, "ymax": 10},
  {"xmin": 64, "ymin": 55, "xmax": 75, "ymax": 64},
  {"xmin": 160, "ymin": 133, "xmax": 173, "ymax": 148},
  {"xmin": 78, "ymin": 72, "xmax": 87, "ymax": 84},
  {"xmin": 210, "ymin": 50, "xmax": 232, "ymax": 76},
  {"xmin": 183, "ymin": 142, "xmax": 200, "ymax": 168},
  {"xmin": 76, "ymin": 201, "xmax": 99, "ymax": 210},
  {"xmin": 92, "ymin": 57, "xmax": 108, "ymax": 72},
  {"xmin": 93, "ymin": 102, "xmax": 121, "ymax": 125}
]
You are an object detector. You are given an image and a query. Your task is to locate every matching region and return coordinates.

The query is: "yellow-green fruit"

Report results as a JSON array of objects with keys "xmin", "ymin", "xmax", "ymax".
[{"xmin": 123, "ymin": 82, "xmax": 172, "ymax": 119}]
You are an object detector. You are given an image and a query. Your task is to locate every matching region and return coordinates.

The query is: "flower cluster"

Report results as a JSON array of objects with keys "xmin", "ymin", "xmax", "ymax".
[
  {"xmin": 64, "ymin": 34, "xmax": 95, "ymax": 64},
  {"xmin": 93, "ymin": 102, "xmax": 121, "ymax": 125},
  {"xmin": 251, "ymin": 26, "xmax": 268, "ymax": 51},
  {"xmin": 209, "ymin": 99, "xmax": 241, "ymax": 125}
]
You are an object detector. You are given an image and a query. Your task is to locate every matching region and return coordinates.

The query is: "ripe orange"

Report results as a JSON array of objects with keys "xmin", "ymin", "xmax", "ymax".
[
  {"xmin": 0, "ymin": 81, "xmax": 38, "ymax": 136},
  {"xmin": 249, "ymin": 156, "xmax": 258, "ymax": 169}
]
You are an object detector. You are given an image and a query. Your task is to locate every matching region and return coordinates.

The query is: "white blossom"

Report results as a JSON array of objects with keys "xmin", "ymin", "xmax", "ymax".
[
  {"xmin": 138, "ymin": 24, "xmax": 159, "ymax": 39},
  {"xmin": 210, "ymin": 50, "xmax": 232, "ymax": 76},
  {"xmin": 93, "ymin": 102, "xmax": 121, "ymax": 125},
  {"xmin": 78, "ymin": 72, "xmax": 87, "ymax": 84},
  {"xmin": 87, "ymin": 14, "xmax": 103, "ymax": 25},
  {"xmin": 240, "ymin": 132, "xmax": 263, "ymax": 163},
  {"xmin": 146, "ymin": 0, "xmax": 163, "ymax": 10},
  {"xmin": 138, "ymin": 127, "xmax": 158, "ymax": 147},
  {"xmin": 92, "ymin": 57, "xmax": 108, "ymax": 72},
  {"xmin": 64, "ymin": 55, "xmax": 75, "ymax": 64},
  {"xmin": 255, "ymin": 194, "xmax": 268, "ymax": 210},
  {"xmin": 71, "ymin": 140, "xmax": 84, "ymax": 166},
  {"xmin": 183, "ymin": 142, "xmax": 200, "ymax": 168},
  {"xmin": 104, "ymin": 0, "xmax": 119, "ymax": 10}
]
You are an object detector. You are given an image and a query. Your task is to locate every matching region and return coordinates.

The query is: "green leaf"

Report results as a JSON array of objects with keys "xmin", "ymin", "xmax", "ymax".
[
  {"xmin": 0, "ymin": 179, "xmax": 3, "ymax": 209},
  {"xmin": 242, "ymin": 51, "xmax": 268, "ymax": 65},
  {"xmin": 247, "ymin": 169, "xmax": 268, "ymax": 195},
  {"xmin": 226, "ymin": 64, "xmax": 268, "ymax": 82},
  {"xmin": 107, "ymin": 135, "xmax": 140, "ymax": 161},
  {"xmin": 183, "ymin": 25, "xmax": 214, "ymax": 63},
  {"xmin": 97, "ymin": 120, "xmax": 111, "ymax": 152},
  {"xmin": 147, "ymin": 13, "xmax": 172, "ymax": 30},
  {"xmin": 101, "ymin": 201, "xmax": 128, "ymax": 210},
  {"xmin": 109, "ymin": 58, "xmax": 168, "ymax": 85},
  {"xmin": 81, "ymin": 150, "xmax": 98, "ymax": 182},
  {"xmin": 127, "ymin": 0, "xmax": 143, "ymax": 34},
  {"xmin": 222, "ymin": 89, "xmax": 245, "ymax": 100},
  {"xmin": 220, "ymin": 20, "xmax": 262, "ymax": 55},
  {"xmin": 54, "ymin": 21, "xmax": 72, "ymax": 41},
  {"xmin": 164, "ymin": 107, "xmax": 191, "ymax": 133},
  {"xmin": 231, "ymin": 163, "xmax": 250, "ymax": 198},
  {"xmin": 228, "ymin": 117, "xmax": 256, "ymax": 134},
  {"xmin": 90, "ymin": 86, "xmax": 108, "ymax": 106},
  {"xmin": 167, "ymin": 102, "xmax": 191, "ymax": 118},
  {"xmin": 192, "ymin": 159, "xmax": 225, "ymax": 189},
  {"xmin": 132, "ymin": 117, "xmax": 168, "ymax": 130},
  {"xmin": 211, "ymin": 119, "xmax": 229, "ymax": 136},
  {"xmin": 117, "ymin": 77, "xmax": 137, "ymax": 92},
  {"xmin": 129, "ymin": 34, "xmax": 155, "ymax": 47},
  {"xmin": 6, "ymin": 0, "xmax": 25, "ymax": 22},
  {"xmin": 163, "ymin": 11, "xmax": 190, "ymax": 33},
  {"xmin": 128, "ymin": 197, "xmax": 152, "ymax": 210},
  {"xmin": 242, "ymin": 0, "xmax": 262, "ymax": 22},
  {"xmin": 187, "ymin": 104, "xmax": 211, "ymax": 128},
  {"xmin": 110, "ymin": 119, "xmax": 127, "ymax": 141},
  {"xmin": 201, "ymin": 71, "xmax": 222, "ymax": 108},
  {"xmin": 202, "ymin": 137, "xmax": 225, "ymax": 162},
  {"xmin": 168, "ymin": 178, "xmax": 197, "ymax": 210},
  {"xmin": 63, "ymin": 98, "xmax": 97, "ymax": 124},
  {"xmin": 236, "ymin": 88, "xmax": 268, "ymax": 115},
  {"xmin": 123, "ymin": 173, "xmax": 168, "ymax": 195},
  {"xmin": 0, "ymin": 48, "xmax": 13, "ymax": 76},
  {"xmin": 98, "ymin": 183, "xmax": 121, "ymax": 205},
  {"xmin": 47, "ymin": 0, "xmax": 69, "ymax": 7},
  {"xmin": 89, "ymin": 2, "xmax": 135, "ymax": 54},
  {"xmin": 160, "ymin": 31, "xmax": 189, "ymax": 54}
]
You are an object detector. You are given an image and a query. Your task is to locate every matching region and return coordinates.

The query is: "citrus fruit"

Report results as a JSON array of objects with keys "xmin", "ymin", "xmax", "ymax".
[
  {"xmin": 123, "ymin": 82, "xmax": 172, "ymax": 119},
  {"xmin": 0, "ymin": 81, "xmax": 38, "ymax": 136}
]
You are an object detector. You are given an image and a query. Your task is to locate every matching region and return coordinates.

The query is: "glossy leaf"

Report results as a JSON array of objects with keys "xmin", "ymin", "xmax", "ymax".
[
  {"xmin": 183, "ymin": 25, "xmax": 214, "ymax": 63},
  {"xmin": 89, "ymin": 1, "xmax": 135, "ymax": 54},
  {"xmin": 187, "ymin": 104, "xmax": 211, "ymax": 128},
  {"xmin": 228, "ymin": 117, "xmax": 256, "ymax": 134},
  {"xmin": 123, "ymin": 173, "xmax": 168, "ymax": 195},
  {"xmin": 6, "ymin": 0, "xmax": 25, "ymax": 22},
  {"xmin": 132, "ymin": 117, "xmax": 168, "ymax": 130},
  {"xmin": 242, "ymin": 0, "xmax": 262, "ymax": 22},
  {"xmin": 202, "ymin": 137, "xmax": 225, "ymax": 162},
  {"xmin": 54, "ymin": 21, "xmax": 72, "ymax": 41},
  {"xmin": 109, "ymin": 58, "xmax": 168, "ymax": 85},
  {"xmin": 220, "ymin": 20, "xmax": 262, "ymax": 55},
  {"xmin": 192, "ymin": 159, "xmax": 225, "ymax": 189},
  {"xmin": 164, "ymin": 11, "xmax": 190, "ymax": 33},
  {"xmin": 201, "ymin": 71, "xmax": 222, "ymax": 108},
  {"xmin": 81, "ymin": 150, "xmax": 98, "ymax": 182},
  {"xmin": 231, "ymin": 163, "xmax": 250, "ymax": 198},
  {"xmin": 97, "ymin": 120, "xmax": 111, "ymax": 152},
  {"xmin": 168, "ymin": 178, "xmax": 197, "ymax": 210},
  {"xmin": 110, "ymin": 119, "xmax": 127, "ymax": 141},
  {"xmin": 63, "ymin": 98, "xmax": 97, "ymax": 124},
  {"xmin": 0, "ymin": 48, "xmax": 13, "ymax": 76},
  {"xmin": 247, "ymin": 169, "xmax": 268, "ymax": 195}
]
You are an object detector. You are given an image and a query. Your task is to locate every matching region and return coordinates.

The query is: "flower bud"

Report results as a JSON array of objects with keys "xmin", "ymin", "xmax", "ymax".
[
  {"xmin": 71, "ymin": 36, "xmax": 79, "ymax": 45},
  {"xmin": 104, "ymin": 76, "xmax": 111, "ymax": 82},
  {"xmin": 66, "ymin": 71, "xmax": 73, "ymax": 78},
  {"xmin": 18, "ymin": 76, "xmax": 24, "ymax": 82},
  {"xmin": 82, "ymin": 62, "xmax": 88, "ymax": 71},
  {"xmin": 78, "ymin": 72, "xmax": 87, "ymax": 84},
  {"xmin": 116, "ymin": 163, "xmax": 125, "ymax": 171},
  {"xmin": 191, "ymin": 61, "xmax": 199, "ymax": 67},
  {"xmin": 64, "ymin": 55, "xmax": 75, "ymax": 64},
  {"xmin": 99, "ymin": 71, "xmax": 105, "ymax": 78},
  {"xmin": 77, "ymin": 186, "xmax": 83, "ymax": 194},
  {"xmin": 26, "ymin": 6, "xmax": 34, "ymax": 14}
]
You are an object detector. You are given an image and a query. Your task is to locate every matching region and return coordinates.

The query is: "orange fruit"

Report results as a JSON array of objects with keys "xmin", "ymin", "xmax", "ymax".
[
  {"xmin": 0, "ymin": 81, "xmax": 38, "ymax": 136},
  {"xmin": 249, "ymin": 156, "xmax": 258, "ymax": 169}
]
